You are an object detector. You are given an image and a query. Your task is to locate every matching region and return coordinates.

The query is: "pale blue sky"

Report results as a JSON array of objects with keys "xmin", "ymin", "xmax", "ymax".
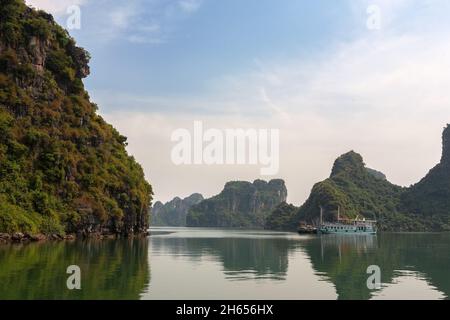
[
  {"xmin": 74, "ymin": 0, "xmax": 354, "ymax": 108},
  {"xmin": 26, "ymin": 0, "xmax": 450, "ymax": 203},
  {"xmin": 26, "ymin": 0, "xmax": 450, "ymax": 114},
  {"xmin": 35, "ymin": 0, "xmax": 449, "ymax": 114}
]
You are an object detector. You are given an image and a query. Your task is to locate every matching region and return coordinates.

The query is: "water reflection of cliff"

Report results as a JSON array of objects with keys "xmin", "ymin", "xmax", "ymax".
[
  {"xmin": 301, "ymin": 233, "xmax": 450, "ymax": 300},
  {"xmin": 150, "ymin": 231, "xmax": 450, "ymax": 298},
  {"xmin": 151, "ymin": 236, "xmax": 293, "ymax": 280},
  {"xmin": 0, "ymin": 239, "xmax": 150, "ymax": 300}
]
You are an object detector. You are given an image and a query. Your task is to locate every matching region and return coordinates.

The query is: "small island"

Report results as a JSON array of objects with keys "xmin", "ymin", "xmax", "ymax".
[{"xmin": 186, "ymin": 179, "xmax": 287, "ymax": 229}]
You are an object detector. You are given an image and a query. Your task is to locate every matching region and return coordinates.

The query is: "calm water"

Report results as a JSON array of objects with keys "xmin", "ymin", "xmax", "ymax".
[{"xmin": 0, "ymin": 228, "xmax": 449, "ymax": 300}]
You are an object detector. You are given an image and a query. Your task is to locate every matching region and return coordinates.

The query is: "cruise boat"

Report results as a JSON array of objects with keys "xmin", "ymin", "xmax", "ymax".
[{"xmin": 318, "ymin": 206, "xmax": 377, "ymax": 235}]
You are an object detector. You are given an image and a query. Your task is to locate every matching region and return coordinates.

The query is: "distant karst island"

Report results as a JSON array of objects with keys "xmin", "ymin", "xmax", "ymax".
[
  {"xmin": 151, "ymin": 193, "xmax": 204, "ymax": 227},
  {"xmin": 186, "ymin": 179, "xmax": 287, "ymax": 228}
]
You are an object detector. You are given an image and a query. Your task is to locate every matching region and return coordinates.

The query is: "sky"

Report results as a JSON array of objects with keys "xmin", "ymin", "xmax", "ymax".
[{"xmin": 26, "ymin": 0, "xmax": 450, "ymax": 205}]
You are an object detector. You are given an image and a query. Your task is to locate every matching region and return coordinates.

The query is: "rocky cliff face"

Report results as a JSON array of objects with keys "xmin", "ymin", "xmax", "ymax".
[
  {"xmin": 0, "ymin": 1, "xmax": 152, "ymax": 236},
  {"xmin": 151, "ymin": 194, "xmax": 204, "ymax": 226},
  {"xmin": 401, "ymin": 124, "xmax": 450, "ymax": 224},
  {"xmin": 186, "ymin": 179, "xmax": 287, "ymax": 228}
]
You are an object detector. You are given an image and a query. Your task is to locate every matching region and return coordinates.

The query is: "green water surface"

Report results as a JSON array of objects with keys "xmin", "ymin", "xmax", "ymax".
[{"xmin": 0, "ymin": 229, "xmax": 448, "ymax": 300}]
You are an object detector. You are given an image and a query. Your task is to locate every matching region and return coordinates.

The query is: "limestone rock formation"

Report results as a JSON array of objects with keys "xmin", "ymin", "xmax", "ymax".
[
  {"xmin": 186, "ymin": 179, "xmax": 287, "ymax": 228},
  {"xmin": 151, "ymin": 193, "xmax": 204, "ymax": 226}
]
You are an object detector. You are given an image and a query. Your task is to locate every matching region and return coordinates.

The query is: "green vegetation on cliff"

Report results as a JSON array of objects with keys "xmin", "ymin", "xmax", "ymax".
[
  {"xmin": 0, "ymin": 0, "xmax": 152, "ymax": 235},
  {"xmin": 264, "ymin": 202, "xmax": 298, "ymax": 231},
  {"xmin": 186, "ymin": 179, "xmax": 287, "ymax": 228}
]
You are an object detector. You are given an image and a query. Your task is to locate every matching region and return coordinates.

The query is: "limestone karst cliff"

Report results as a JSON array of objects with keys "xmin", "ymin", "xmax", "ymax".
[
  {"xmin": 0, "ymin": 0, "xmax": 152, "ymax": 236},
  {"xmin": 186, "ymin": 179, "xmax": 287, "ymax": 228}
]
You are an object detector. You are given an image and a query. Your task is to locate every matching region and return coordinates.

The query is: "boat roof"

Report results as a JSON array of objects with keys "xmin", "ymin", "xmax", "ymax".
[{"xmin": 337, "ymin": 218, "xmax": 377, "ymax": 222}]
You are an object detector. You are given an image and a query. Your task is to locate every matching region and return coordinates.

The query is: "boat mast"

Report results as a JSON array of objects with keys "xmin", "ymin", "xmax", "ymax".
[{"xmin": 338, "ymin": 206, "xmax": 340, "ymax": 222}]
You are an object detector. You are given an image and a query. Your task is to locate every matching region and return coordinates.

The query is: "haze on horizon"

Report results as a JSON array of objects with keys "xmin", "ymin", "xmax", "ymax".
[{"xmin": 27, "ymin": 0, "xmax": 450, "ymax": 205}]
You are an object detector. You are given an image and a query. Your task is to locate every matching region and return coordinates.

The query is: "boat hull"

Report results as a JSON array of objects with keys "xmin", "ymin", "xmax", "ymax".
[
  {"xmin": 319, "ymin": 230, "xmax": 376, "ymax": 235},
  {"xmin": 319, "ymin": 224, "xmax": 376, "ymax": 235}
]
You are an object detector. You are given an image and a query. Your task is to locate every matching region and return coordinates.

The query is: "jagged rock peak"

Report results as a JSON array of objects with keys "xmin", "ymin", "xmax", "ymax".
[
  {"xmin": 222, "ymin": 179, "xmax": 287, "ymax": 199},
  {"xmin": 330, "ymin": 151, "xmax": 365, "ymax": 177},
  {"xmin": 185, "ymin": 193, "xmax": 204, "ymax": 202}
]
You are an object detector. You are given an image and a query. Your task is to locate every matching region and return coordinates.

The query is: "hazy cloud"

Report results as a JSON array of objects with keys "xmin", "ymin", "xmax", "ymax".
[
  {"xmin": 178, "ymin": 0, "xmax": 203, "ymax": 13},
  {"xmin": 27, "ymin": 0, "xmax": 204, "ymax": 45}
]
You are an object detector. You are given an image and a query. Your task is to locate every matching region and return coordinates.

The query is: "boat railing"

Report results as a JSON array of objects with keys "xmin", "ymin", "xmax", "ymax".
[{"xmin": 321, "ymin": 219, "xmax": 377, "ymax": 227}]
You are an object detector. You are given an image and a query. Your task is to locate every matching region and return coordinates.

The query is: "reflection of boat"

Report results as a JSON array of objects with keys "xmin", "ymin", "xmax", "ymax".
[
  {"xmin": 318, "ymin": 234, "xmax": 378, "ymax": 251},
  {"xmin": 297, "ymin": 222, "xmax": 318, "ymax": 235},
  {"xmin": 318, "ymin": 206, "xmax": 377, "ymax": 235}
]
